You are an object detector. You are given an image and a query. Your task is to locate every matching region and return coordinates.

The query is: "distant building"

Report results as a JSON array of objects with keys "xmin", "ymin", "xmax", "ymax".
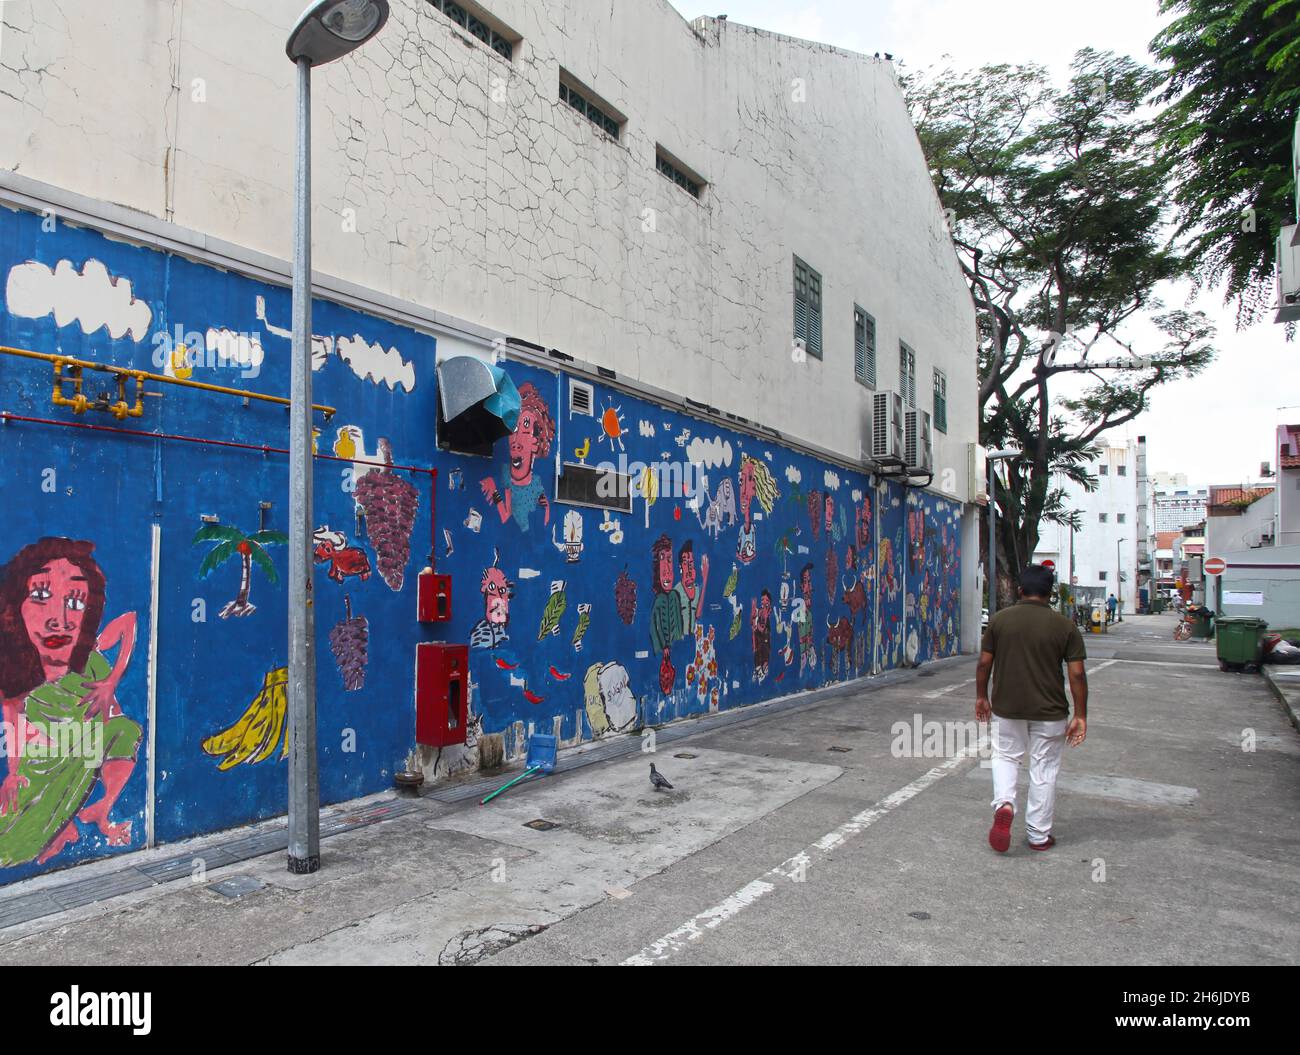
[
  {"xmin": 1278, "ymin": 424, "xmax": 1300, "ymax": 547},
  {"xmin": 1032, "ymin": 439, "xmax": 1140, "ymax": 613},
  {"xmin": 1151, "ymin": 485, "xmax": 1209, "ymax": 533}
]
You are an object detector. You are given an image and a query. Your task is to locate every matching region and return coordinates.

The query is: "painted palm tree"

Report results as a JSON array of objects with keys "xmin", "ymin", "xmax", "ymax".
[{"xmin": 193, "ymin": 524, "xmax": 288, "ymax": 619}]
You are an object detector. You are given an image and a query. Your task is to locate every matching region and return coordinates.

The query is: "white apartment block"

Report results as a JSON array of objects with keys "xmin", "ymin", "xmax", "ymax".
[{"xmin": 1033, "ymin": 440, "xmax": 1140, "ymax": 613}]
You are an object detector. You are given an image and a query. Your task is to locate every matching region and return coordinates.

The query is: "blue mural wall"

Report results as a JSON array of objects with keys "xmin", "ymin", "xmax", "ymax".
[{"xmin": 0, "ymin": 204, "xmax": 961, "ymax": 884}]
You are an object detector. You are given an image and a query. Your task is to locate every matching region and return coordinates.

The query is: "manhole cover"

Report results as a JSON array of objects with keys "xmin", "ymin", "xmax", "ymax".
[
  {"xmin": 523, "ymin": 819, "xmax": 559, "ymax": 831},
  {"xmin": 211, "ymin": 876, "xmax": 266, "ymax": 899},
  {"xmin": 908, "ymin": 911, "xmax": 932, "ymax": 921},
  {"xmin": 673, "ymin": 752, "xmax": 698, "ymax": 759},
  {"xmin": 827, "ymin": 745, "xmax": 852, "ymax": 753},
  {"xmin": 917, "ymin": 672, "xmax": 936, "ymax": 678}
]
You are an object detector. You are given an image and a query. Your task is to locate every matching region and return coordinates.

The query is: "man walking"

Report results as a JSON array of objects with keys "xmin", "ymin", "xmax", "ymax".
[
  {"xmin": 1106, "ymin": 593, "xmax": 1118, "ymax": 625},
  {"xmin": 976, "ymin": 565, "xmax": 1088, "ymax": 852}
]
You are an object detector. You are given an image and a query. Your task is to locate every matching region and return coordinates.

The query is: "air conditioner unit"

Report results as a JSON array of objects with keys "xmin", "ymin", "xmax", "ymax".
[
  {"xmin": 903, "ymin": 409, "xmax": 933, "ymax": 474},
  {"xmin": 969, "ymin": 443, "xmax": 989, "ymax": 504},
  {"xmin": 1277, "ymin": 224, "xmax": 1300, "ymax": 323},
  {"xmin": 870, "ymin": 391, "xmax": 904, "ymax": 464}
]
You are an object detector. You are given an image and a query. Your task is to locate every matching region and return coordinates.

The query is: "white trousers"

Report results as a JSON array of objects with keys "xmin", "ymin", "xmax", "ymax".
[{"xmin": 990, "ymin": 717, "xmax": 1069, "ymax": 844}]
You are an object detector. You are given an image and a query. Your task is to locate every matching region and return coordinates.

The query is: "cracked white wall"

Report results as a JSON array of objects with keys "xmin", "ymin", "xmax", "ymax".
[{"xmin": 0, "ymin": 0, "xmax": 977, "ymax": 493}]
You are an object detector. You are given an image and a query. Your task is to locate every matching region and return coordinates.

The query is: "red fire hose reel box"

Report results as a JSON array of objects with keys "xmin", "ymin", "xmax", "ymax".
[
  {"xmin": 415, "ymin": 642, "xmax": 468, "ymax": 747},
  {"xmin": 417, "ymin": 568, "xmax": 452, "ymax": 622}
]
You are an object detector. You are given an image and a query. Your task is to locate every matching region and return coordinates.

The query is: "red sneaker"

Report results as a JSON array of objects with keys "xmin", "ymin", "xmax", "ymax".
[
  {"xmin": 988, "ymin": 804, "xmax": 1013, "ymax": 853},
  {"xmin": 1028, "ymin": 835, "xmax": 1056, "ymax": 851}
]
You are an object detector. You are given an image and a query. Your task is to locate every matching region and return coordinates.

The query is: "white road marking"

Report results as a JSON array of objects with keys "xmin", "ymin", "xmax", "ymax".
[
  {"xmin": 923, "ymin": 677, "xmax": 975, "ymax": 699},
  {"xmin": 1104, "ymin": 659, "xmax": 1220, "ymax": 669},
  {"xmin": 1090, "ymin": 659, "xmax": 1118, "ymax": 673},
  {"xmin": 622, "ymin": 737, "xmax": 986, "ymax": 966}
]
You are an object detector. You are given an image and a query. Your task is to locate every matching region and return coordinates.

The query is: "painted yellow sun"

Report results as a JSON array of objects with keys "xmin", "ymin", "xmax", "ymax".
[{"xmin": 597, "ymin": 403, "xmax": 626, "ymax": 451}]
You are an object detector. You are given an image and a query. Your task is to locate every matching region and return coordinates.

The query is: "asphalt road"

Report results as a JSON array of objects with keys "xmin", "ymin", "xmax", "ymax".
[{"xmin": 0, "ymin": 611, "xmax": 1294, "ymax": 966}]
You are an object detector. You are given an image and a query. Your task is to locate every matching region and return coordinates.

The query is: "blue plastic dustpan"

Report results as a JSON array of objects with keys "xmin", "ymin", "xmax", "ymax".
[
  {"xmin": 526, "ymin": 734, "xmax": 558, "ymax": 773},
  {"xmin": 480, "ymin": 734, "xmax": 558, "ymax": 805}
]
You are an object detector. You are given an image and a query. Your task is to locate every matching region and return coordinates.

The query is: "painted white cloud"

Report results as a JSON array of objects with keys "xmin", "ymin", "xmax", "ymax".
[
  {"xmin": 639, "ymin": 420, "xmax": 655, "ymax": 437},
  {"xmin": 823, "ymin": 469, "xmax": 841, "ymax": 491},
  {"xmin": 206, "ymin": 328, "xmax": 264, "ymax": 370},
  {"xmin": 687, "ymin": 436, "xmax": 732, "ymax": 470},
  {"xmin": 6, "ymin": 258, "xmax": 153, "ymax": 341},
  {"xmin": 851, "ymin": 488, "xmax": 863, "ymax": 502},
  {"xmin": 336, "ymin": 334, "xmax": 415, "ymax": 392},
  {"xmin": 785, "ymin": 465, "xmax": 802, "ymax": 485}
]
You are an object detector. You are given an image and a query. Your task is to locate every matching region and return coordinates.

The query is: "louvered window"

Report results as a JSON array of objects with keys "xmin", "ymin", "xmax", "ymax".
[
  {"xmin": 933, "ymin": 368, "xmax": 947, "ymax": 433},
  {"xmin": 899, "ymin": 342, "xmax": 916, "ymax": 407},
  {"xmin": 854, "ymin": 307, "xmax": 875, "ymax": 387},
  {"xmin": 794, "ymin": 257, "xmax": 823, "ymax": 360}
]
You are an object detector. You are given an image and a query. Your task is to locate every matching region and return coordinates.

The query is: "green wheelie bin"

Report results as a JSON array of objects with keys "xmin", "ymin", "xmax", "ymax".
[
  {"xmin": 1215, "ymin": 617, "xmax": 1268, "ymax": 673},
  {"xmin": 1188, "ymin": 604, "xmax": 1215, "ymax": 639}
]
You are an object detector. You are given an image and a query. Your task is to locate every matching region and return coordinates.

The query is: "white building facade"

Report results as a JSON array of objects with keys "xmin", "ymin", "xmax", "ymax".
[{"xmin": 1033, "ymin": 440, "xmax": 1140, "ymax": 613}]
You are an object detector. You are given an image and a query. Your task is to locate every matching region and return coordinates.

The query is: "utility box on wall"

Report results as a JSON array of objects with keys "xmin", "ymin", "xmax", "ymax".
[
  {"xmin": 417, "ymin": 569, "xmax": 452, "ymax": 622},
  {"xmin": 415, "ymin": 642, "xmax": 468, "ymax": 747}
]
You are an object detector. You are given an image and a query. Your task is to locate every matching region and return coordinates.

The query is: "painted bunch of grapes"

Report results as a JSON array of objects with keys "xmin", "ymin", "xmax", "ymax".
[
  {"xmin": 615, "ymin": 568, "xmax": 637, "ymax": 625},
  {"xmin": 354, "ymin": 443, "xmax": 419, "ymax": 592},
  {"xmin": 330, "ymin": 595, "xmax": 369, "ymax": 692}
]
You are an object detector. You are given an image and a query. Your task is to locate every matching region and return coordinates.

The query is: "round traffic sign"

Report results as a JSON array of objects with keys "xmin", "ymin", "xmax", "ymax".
[
  {"xmin": 1042, "ymin": 559, "xmax": 1055, "ymax": 570},
  {"xmin": 1204, "ymin": 557, "xmax": 1227, "ymax": 576}
]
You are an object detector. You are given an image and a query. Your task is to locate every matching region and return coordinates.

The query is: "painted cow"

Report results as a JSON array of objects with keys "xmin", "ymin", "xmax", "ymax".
[
  {"xmin": 842, "ymin": 576, "xmax": 867, "ymax": 625},
  {"xmin": 826, "ymin": 615, "xmax": 854, "ymax": 677},
  {"xmin": 313, "ymin": 527, "xmax": 371, "ymax": 583}
]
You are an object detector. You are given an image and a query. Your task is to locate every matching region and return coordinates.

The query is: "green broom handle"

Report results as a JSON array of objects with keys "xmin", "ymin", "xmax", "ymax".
[{"xmin": 480, "ymin": 765, "xmax": 541, "ymax": 805}]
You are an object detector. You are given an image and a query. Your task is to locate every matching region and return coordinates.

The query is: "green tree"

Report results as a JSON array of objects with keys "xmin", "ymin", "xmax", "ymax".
[
  {"xmin": 193, "ymin": 524, "xmax": 287, "ymax": 618},
  {"xmin": 905, "ymin": 51, "xmax": 1216, "ymax": 604},
  {"xmin": 1150, "ymin": 0, "xmax": 1300, "ymax": 326}
]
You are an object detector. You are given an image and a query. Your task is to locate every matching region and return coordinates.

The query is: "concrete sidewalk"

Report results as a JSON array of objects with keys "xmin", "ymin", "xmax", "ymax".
[{"xmin": 0, "ymin": 612, "xmax": 1295, "ymax": 965}]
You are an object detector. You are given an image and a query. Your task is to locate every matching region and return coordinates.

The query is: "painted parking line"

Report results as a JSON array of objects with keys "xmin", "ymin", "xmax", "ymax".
[{"xmin": 621, "ymin": 736, "xmax": 986, "ymax": 966}]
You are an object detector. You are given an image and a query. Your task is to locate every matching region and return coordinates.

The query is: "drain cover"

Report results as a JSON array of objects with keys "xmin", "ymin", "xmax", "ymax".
[
  {"xmin": 523, "ymin": 819, "xmax": 559, "ymax": 831},
  {"xmin": 908, "ymin": 911, "xmax": 932, "ymax": 921},
  {"xmin": 673, "ymin": 752, "xmax": 698, "ymax": 759},
  {"xmin": 827, "ymin": 745, "xmax": 852, "ymax": 753},
  {"xmin": 211, "ymin": 875, "xmax": 266, "ymax": 899}
]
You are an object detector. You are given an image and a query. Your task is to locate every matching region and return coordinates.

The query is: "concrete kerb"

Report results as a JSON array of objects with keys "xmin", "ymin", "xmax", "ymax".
[{"xmin": 1263, "ymin": 665, "xmax": 1300, "ymax": 734}]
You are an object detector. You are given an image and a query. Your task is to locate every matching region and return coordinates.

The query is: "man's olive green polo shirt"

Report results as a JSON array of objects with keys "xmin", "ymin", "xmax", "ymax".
[{"xmin": 980, "ymin": 599, "xmax": 1087, "ymax": 721}]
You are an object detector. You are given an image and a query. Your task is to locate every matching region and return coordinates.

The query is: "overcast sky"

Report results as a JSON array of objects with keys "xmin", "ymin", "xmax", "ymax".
[{"xmin": 669, "ymin": 0, "xmax": 1297, "ymax": 487}]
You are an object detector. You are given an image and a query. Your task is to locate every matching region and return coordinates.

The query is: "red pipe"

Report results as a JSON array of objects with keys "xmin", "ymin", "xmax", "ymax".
[{"xmin": 1, "ymin": 410, "xmax": 439, "ymax": 567}]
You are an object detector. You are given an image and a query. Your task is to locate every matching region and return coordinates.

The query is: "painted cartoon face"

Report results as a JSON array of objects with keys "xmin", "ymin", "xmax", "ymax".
[
  {"xmin": 509, "ymin": 409, "xmax": 541, "ymax": 484},
  {"xmin": 482, "ymin": 567, "xmax": 511, "ymax": 625},
  {"xmin": 657, "ymin": 548, "xmax": 675, "ymax": 592},
  {"xmin": 757, "ymin": 593, "xmax": 771, "ymax": 627},
  {"xmin": 825, "ymin": 495, "xmax": 834, "ymax": 530},
  {"xmin": 680, "ymin": 550, "xmax": 697, "ymax": 596},
  {"xmin": 800, "ymin": 568, "xmax": 813, "ymax": 605},
  {"xmin": 21, "ymin": 558, "xmax": 88, "ymax": 675},
  {"xmin": 857, "ymin": 501, "xmax": 871, "ymax": 549},
  {"xmin": 739, "ymin": 461, "xmax": 756, "ymax": 515}
]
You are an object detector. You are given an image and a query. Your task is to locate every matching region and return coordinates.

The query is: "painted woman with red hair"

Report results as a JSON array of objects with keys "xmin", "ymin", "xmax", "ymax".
[{"xmin": 0, "ymin": 538, "xmax": 142, "ymax": 867}]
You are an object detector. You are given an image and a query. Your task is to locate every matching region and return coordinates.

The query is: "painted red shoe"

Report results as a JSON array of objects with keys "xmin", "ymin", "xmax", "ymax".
[
  {"xmin": 988, "ymin": 804, "xmax": 1013, "ymax": 853},
  {"xmin": 1028, "ymin": 835, "xmax": 1056, "ymax": 851}
]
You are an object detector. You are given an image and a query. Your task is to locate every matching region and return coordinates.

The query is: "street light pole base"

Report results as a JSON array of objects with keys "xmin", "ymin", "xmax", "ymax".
[{"xmin": 287, "ymin": 853, "xmax": 321, "ymax": 875}]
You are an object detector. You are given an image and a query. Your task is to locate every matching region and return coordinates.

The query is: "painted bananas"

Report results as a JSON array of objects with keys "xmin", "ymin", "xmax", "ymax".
[{"xmin": 202, "ymin": 667, "xmax": 289, "ymax": 770}]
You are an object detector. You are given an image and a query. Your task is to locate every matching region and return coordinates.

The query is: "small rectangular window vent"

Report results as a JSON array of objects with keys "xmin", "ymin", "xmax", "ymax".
[{"xmin": 570, "ymin": 379, "xmax": 594, "ymax": 416}]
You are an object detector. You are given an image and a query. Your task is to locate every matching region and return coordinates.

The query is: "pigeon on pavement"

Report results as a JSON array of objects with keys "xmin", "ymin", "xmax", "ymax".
[{"xmin": 649, "ymin": 763, "xmax": 674, "ymax": 791}]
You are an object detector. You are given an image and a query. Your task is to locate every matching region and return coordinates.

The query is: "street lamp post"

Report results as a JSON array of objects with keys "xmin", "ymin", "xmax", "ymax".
[
  {"xmin": 986, "ymin": 448, "xmax": 1021, "ymax": 620},
  {"xmin": 283, "ymin": 0, "xmax": 389, "ymax": 876},
  {"xmin": 1116, "ymin": 537, "xmax": 1125, "ymax": 624}
]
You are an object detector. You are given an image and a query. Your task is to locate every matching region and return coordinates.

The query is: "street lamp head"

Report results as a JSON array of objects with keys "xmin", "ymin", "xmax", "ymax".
[
  {"xmin": 987, "ymin": 447, "xmax": 1021, "ymax": 461},
  {"xmin": 286, "ymin": 0, "xmax": 389, "ymax": 66}
]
